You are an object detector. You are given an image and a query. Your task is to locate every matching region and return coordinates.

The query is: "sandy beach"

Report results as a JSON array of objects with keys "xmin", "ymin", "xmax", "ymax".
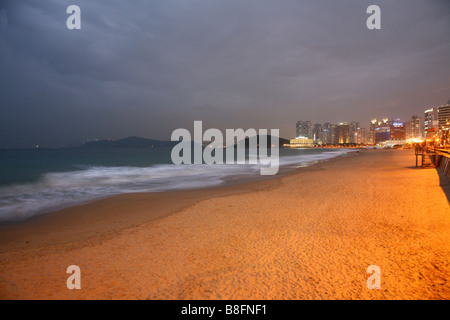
[{"xmin": 0, "ymin": 149, "xmax": 449, "ymax": 299}]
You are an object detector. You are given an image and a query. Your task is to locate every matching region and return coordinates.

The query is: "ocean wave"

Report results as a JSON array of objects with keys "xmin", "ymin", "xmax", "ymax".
[{"xmin": 0, "ymin": 149, "xmax": 349, "ymax": 222}]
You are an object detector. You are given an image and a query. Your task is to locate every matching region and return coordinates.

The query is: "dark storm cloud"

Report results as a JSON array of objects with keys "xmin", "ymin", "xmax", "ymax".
[{"xmin": 0, "ymin": 0, "xmax": 449, "ymax": 147}]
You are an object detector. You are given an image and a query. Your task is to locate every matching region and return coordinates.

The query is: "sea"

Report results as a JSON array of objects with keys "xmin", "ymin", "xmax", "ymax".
[{"xmin": 0, "ymin": 147, "xmax": 350, "ymax": 222}]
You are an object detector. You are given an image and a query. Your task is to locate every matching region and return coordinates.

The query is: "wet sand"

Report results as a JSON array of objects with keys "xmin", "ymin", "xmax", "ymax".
[{"xmin": 0, "ymin": 149, "xmax": 449, "ymax": 299}]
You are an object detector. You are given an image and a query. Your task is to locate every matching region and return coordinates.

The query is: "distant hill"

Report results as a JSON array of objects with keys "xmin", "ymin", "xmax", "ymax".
[
  {"xmin": 239, "ymin": 135, "xmax": 290, "ymax": 148},
  {"xmin": 80, "ymin": 135, "xmax": 290, "ymax": 149},
  {"xmin": 80, "ymin": 136, "xmax": 177, "ymax": 148}
]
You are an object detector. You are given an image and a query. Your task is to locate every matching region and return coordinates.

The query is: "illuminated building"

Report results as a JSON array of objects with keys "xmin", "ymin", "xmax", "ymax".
[
  {"xmin": 424, "ymin": 107, "xmax": 438, "ymax": 138},
  {"xmin": 289, "ymin": 137, "xmax": 314, "ymax": 148},
  {"xmin": 357, "ymin": 127, "xmax": 367, "ymax": 144},
  {"xmin": 369, "ymin": 118, "xmax": 377, "ymax": 144},
  {"xmin": 312, "ymin": 123, "xmax": 323, "ymax": 144},
  {"xmin": 438, "ymin": 101, "xmax": 450, "ymax": 145},
  {"xmin": 296, "ymin": 121, "xmax": 313, "ymax": 139},
  {"xmin": 368, "ymin": 118, "xmax": 388, "ymax": 145},
  {"xmin": 322, "ymin": 123, "xmax": 333, "ymax": 144},
  {"xmin": 411, "ymin": 115, "xmax": 422, "ymax": 138},
  {"xmin": 375, "ymin": 127, "xmax": 390, "ymax": 143},
  {"xmin": 438, "ymin": 101, "xmax": 450, "ymax": 129},
  {"xmin": 349, "ymin": 122, "xmax": 359, "ymax": 144},
  {"xmin": 390, "ymin": 122, "xmax": 406, "ymax": 141},
  {"xmin": 438, "ymin": 101, "xmax": 450, "ymax": 134},
  {"xmin": 337, "ymin": 122, "xmax": 350, "ymax": 144},
  {"xmin": 405, "ymin": 115, "xmax": 422, "ymax": 140},
  {"xmin": 331, "ymin": 124, "xmax": 339, "ymax": 144}
]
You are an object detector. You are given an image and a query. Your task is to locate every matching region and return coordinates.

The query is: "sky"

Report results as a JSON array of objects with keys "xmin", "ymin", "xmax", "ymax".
[{"xmin": 0, "ymin": 0, "xmax": 449, "ymax": 148}]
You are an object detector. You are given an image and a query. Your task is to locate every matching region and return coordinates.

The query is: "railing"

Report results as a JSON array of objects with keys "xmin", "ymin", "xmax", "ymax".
[
  {"xmin": 415, "ymin": 144, "xmax": 437, "ymax": 168},
  {"xmin": 414, "ymin": 144, "xmax": 450, "ymax": 179},
  {"xmin": 437, "ymin": 149, "xmax": 450, "ymax": 156}
]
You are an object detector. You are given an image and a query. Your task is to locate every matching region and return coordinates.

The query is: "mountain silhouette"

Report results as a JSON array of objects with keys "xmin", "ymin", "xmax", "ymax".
[{"xmin": 80, "ymin": 136, "xmax": 177, "ymax": 148}]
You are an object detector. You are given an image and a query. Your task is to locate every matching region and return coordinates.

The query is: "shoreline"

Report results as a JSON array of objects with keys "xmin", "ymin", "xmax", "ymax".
[
  {"xmin": 0, "ymin": 147, "xmax": 353, "ymax": 227},
  {"xmin": 1, "ymin": 149, "xmax": 449, "ymax": 299},
  {"xmin": 0, "ymin": 150, "xmax": 357, "ymax": 253}
]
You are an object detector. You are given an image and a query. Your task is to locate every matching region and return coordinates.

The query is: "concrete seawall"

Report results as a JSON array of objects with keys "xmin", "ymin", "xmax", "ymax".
[{"xmin": 437, "ymin": 150, "xmax": 450, "ymax": 180}]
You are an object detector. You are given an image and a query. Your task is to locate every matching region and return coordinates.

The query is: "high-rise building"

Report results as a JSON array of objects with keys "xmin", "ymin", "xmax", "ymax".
[
  {"xmin": 295, "ymin": 121, "xmax": 301, "ymax": 138},
  {"xmin": 337, "ymin": 122, "xmax": 350, "ymax": 144},
  {"xmin": 424, "ymin": 107, "xmax": 438, "ymax": 138},
  {"xmin": 411, "ymin": 115, "xmax": 422, "ymax": 138},
  {"xmin": 295, "ymin": 121, "xmax": 312, "ymax": 139},
  {"xmin": 322, "ymin": 123, "xmax": 333, "ymax": 145},
  {"xmin": 357, "ymin": 127, "xmax": 367, "ymax": 144},
  {"xmin": 312, "ymin": 123, "xmax": 322, "ymax": 144},
  {"xmin": 331, "ymin": 125, "xmax": 339, "ymax": 145},
  {"xmin": 390, "ymin": 122, "xmax": 406, "ymax": 142},
  {"xmin": 405, "ymin": 115, "xmax": 422, "ymax": 140},
  {"xmin": 369, "ymin": 118, "xmax": 388, "ymax": 144},
  {"xmin": 369, "ymin": 119, "xmax": 377, "ymax": 144},
  {"xmin": 438, "ymin": 101, "xmax": 450, "ymax": 134},
  {"xmin": 349, "ymin": 122, "xmax": 359, "ymax": 144},
  {"xmin": 375, "ymin": 126, "xmax": 390, "ymax": 143},
  {"xmin": 405, "ymin": 121, "xmax": 413, "ymax": 140}
]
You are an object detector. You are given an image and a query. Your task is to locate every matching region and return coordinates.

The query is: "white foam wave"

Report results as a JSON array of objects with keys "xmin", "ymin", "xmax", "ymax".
[{"xmin": 0, "ymin": 150, "xmax": 349, "ymax": 222}]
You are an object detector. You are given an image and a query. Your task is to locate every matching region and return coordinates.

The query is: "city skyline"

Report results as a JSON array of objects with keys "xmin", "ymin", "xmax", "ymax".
[
  {"xmin": 291, "ymin": 99, "xmax": 450, "ymax": 146},
  {"xmin": 292, "ymin": 100, "xmax": 448, "ymax": 140},
  {"xmin": 1, "ymin": 0, "xmax": 449, "ymax": 148}
]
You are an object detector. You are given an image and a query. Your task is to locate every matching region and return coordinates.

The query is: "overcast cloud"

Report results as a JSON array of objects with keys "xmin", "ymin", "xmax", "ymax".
[{"xmin": 0, "ymin": 0, "xmax": 449, "ymax": 147}]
